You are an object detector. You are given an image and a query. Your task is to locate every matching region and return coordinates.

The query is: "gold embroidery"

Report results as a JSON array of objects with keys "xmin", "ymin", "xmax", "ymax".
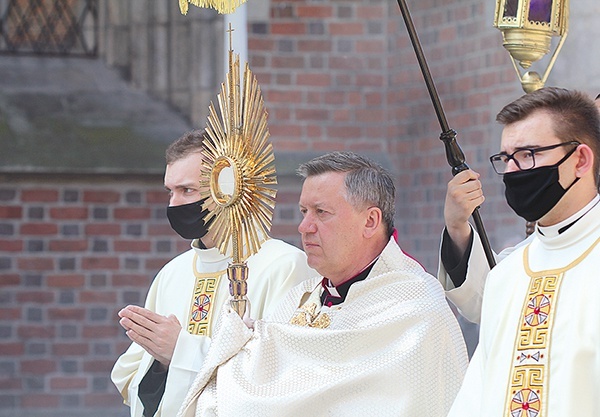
[
  {"xmin": 505, "ymin": 237, "xmax": 600, "ymax": 417},
  {"xmin": 289, "ymin": 301, "xmax": 331, "ymax": 329},
  {"xmin": 187, "ymin": 254, "xmax": 226, "ymax": 337}
]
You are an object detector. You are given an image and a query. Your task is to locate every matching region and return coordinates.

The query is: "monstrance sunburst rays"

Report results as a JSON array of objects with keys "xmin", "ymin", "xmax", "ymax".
[
  {"xmin": 179, "ymin": 0, "xmax": 247, "ymax": 15},
  {"xmin": 199, "ymin": 30, "xmax": 277, "ymax": 267}
]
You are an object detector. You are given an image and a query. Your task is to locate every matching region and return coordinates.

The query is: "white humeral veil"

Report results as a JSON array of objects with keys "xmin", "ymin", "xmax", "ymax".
[{"xmin": 178, "ymin": 237, "xmax": 468, "ymax": 417}]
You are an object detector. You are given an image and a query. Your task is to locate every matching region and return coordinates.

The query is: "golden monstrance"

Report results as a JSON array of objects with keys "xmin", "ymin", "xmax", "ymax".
[{"xmin": 198, "ymin": 26, "xmax": 277, "ymax": 317}]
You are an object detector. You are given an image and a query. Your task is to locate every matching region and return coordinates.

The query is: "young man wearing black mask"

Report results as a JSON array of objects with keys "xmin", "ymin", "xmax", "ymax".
[
  {"xmin": 438, "ymin": 92, "xmax": 600, "ymax": 324},
  {"xmin": 446, "ymin": 87, "xmax": 600, "ymax": 416},
  {"xmin": 111, "ymin": 130, "xmax": 314, "ymax": 417}
]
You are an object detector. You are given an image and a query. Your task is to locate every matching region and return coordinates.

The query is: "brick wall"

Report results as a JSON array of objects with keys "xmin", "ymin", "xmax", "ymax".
[
  {"xmin": 0, "ymin": 174, "xmax": 189, "ymax": 417},
  {"xmin": 248, "ymin": 0, "xmax": 526, "ymax": 270}
]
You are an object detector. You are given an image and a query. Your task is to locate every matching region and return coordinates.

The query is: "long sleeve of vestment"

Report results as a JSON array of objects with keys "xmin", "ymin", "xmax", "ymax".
[{"xmin": 437, "ymin": 223, "xmax": 495, "ymax": 323}]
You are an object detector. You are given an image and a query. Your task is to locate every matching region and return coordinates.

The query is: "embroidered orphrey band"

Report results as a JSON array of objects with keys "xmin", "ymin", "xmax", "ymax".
[
  {"xmin": 505, "ymin": 237, "xmax": 600, "ymax": 417},
  {"xmin": 187, "ymin": 254, "xmax": 225, "ymax": 337}
]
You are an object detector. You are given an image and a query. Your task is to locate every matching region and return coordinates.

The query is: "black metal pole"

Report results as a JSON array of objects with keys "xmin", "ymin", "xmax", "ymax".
[{"xmin": 396, "ymin": 0, "xmax": 496, "ymax": 269}]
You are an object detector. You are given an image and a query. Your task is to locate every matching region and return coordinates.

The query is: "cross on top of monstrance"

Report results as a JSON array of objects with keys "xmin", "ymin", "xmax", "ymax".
[{"xmin": 198, "ymin": 24, "xmax": 277, "ymax": 317}]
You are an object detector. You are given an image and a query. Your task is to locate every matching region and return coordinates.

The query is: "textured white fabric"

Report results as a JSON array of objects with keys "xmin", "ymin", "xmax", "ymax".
[
  {"xmin": 448, "ymin": 196, "xmax": 600, "ymax": 417},
  {"xmin": 178, "ymin": 237, "xmax": 468, "ymax": 417},
  {"xmin": 111, "ymin": 238, "xmax": 314, "ymax": 417}
]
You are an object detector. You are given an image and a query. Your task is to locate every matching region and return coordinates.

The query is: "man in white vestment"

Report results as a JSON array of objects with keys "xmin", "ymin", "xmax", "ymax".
[
  {"xmin": 110, "ymin": 130, "xmax": 314, "ymax": 417},
  {"xmin": 438, "ymin": 93, "xmax": 600, "ymax": 324},
  {"xmin": 178, "ymin": 151, "xmax": 468, "ymax": 417},
  {"xmin": 448, "ymin": 87, "xmax": 600, "ymax": 416}
]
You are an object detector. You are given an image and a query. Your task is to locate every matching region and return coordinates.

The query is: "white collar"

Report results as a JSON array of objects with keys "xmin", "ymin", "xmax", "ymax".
[{"xmin": 536, "ymin": 194, "xmax": 600, "ymax": 238}]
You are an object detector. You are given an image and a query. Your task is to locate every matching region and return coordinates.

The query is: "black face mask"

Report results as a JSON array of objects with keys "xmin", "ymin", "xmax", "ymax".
[
  {"xmin": 166, "ymin": 199, "xmax": 211, "ymax": 239},
  {"xmin": 503, "ymin": 149, "xmax": 579, "ymax": 222}
]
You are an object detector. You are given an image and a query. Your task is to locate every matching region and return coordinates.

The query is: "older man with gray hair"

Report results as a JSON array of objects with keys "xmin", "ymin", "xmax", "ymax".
[{"xmin": 178, "ymin": 151, "xmax": 467, "ymax": 417}]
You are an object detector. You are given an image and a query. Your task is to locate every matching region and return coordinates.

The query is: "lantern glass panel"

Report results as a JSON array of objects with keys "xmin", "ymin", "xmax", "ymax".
[
  {"xmin": 529, "ymin": 0, "xmax": 552, "ymax": 23},
  {"xmin": 503, "ymin": 0, "xmax": 518, "ymax": 18}
]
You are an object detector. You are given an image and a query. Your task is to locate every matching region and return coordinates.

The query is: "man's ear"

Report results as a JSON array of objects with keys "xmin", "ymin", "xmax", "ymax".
[
  {"xmin": 363, "ymin": 207, "xmax": 382, "ymax": 239},
  {"xmin": 574, "ymin": 144, "xmax": 595, "ymax": 178}
]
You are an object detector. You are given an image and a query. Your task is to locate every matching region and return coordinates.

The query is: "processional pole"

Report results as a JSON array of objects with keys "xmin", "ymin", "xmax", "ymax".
[{"xmin": 395, "ymin": 0, "xmax": 496, "ymax": 269}]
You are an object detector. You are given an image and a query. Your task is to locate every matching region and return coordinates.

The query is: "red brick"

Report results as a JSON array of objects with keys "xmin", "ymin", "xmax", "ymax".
[
  {"xmin": 17, "ymin": 257, "xmax": 54, "ymax": 270},
  {"xmin": 296, "ymin": 73, "xmax": 331, "ymax": 87},
  {"xmin": 112, "ymin": 274, "xmax": 152, "ymax": 287},
  {"xmin": 248, "ymin": 38, "xmax": 275, "ymax": 51},
  {"xmin": 0, "ymin": 307, "xmax": 21, "ymax": 319},
  {"xmin": 47, "ymin": 274, "xmax": 85, "ymax": 288},
  {"xmin": 270, "ymin": 139, "xmax": 308, "ymax": 152},
  {"xmin": 357, "ymin": 5, "xmax": 385, "ymax": 19},
  {"xmin": 314, "ymin": 141, "xmax": 348, "ymax": 151},
  {"xmin": 0, "ymin": 240, "xmax": 23, "ymax": 251},
  {"xmin": 269, "ymin": 124, "xmax": 302, "ymax": 138},
  {"xmin": 80, "ymin": 291, "xmax": 117, "ymax": 303},
  {"xmin": 146, "ymin": 190, "xmax": 168, "ymax": 204},
  {"xmin": 49, "ymin": 207, "xmax": 88, "ymax": 220},
  {"xmin": 21, "ymin": 359, "xmax": 57, "ymax": 374},
  {"xmin": 356, "ymin": 73, "xmax": 384, "ymax": 87},
  {"xmin": 82, "ymin": 326, "xmax": 119, "ymax": 339},
  {"xmin": 20, "ymin": 223, "xmax": 58, "ymax": 235},
  {"xmin": 306, "ymin": 125, "xmax": 323, "ymax": 139},
  {"xmin": 348, "ymin": 141, "xmax": 385, "ymax": 152},
  {"xmin": 114, "ymin": 240, "xmax": 152, "ymax": 252},
  {"xmin": 0, "ymin": 377, "xmax": 22, "ymax": 390},
  {"xmin": 296, "ymin": 5, "xmax": 333, "ymax": 18},
  {"xmin": 48, "ymin": 308, "xmax": 86, "ymax": 320},
  {"xmin": 114, "ymin": 207, "xmax": 151, "ymax": 220},
  {"xmin": 0, "ymin": 274, "xmax": 20, "ymax": 286},
  {"xmin": 0, "ymin": 206, "xmax": 22, "ymax": 218},
  {"xmin": 356, "ymin": 39, "xmax": 384, "ymax": 54},
  {"xmin": 147, "ymin": 223, "xmax": 175, "ymax": 236},
  {"xmin": 49, "ymin": 239, "xmax": 88, "ymax": 251},
  {"xmin": 22, "ymin": 394, "xmax": 60, "ymax": 408},
  {"xmin": 18, "ymin": 325, "xmax": 56, "ymax": 339},
  {"xmin": 270, "ymin": 224, "xmax": 301, "ymax": 236},
  {"xmin": 21, "ymin": 189, "xmax": 59, "ymax": 202},
  {"xmin": 50, "ymin": 376, "xmax": 88, "ymax": 389},
  {"xmin": 85, "ymin": 223, "xmax": 121, "ymax": 235},
  {"xmin": 298, "ymin": 39, "xmax": 332, "ymax": 53},
  {"xmin": 266, "ymin": 89, "xmax": 302, "ymax": 103},
  {"xmin": 329, "ymin": 22, "xmax": 364, "ymax": 36},
  {"xmin": 83, "ymin": 190, "xmax": 120, "ymax": 203},
  {"xmin": 0, "ymin": 342, "xmax": 24, "ymax": 355},
  {"xmin": 329, "ymin": 56, "xmax": 364, "ymax": 71},
  {"xmin": 81, "ymin": 257, "xmax": 120, "ymax": 270},
  {"xmin": 326, "ymin": 126, "xmax": 360, "ymax": 139},
  {"xmin": 356, "ymin": 108, "xmax": 385, "ymax": 123},
  {"xmin": 16, "ymin": 291, "xmax": 55, "ymax": 303},
  {"xmin": 52, "ymin": 343, "xmax": 90, "ymax": 356},
  {"xmin": 271, "ymin": 22, "xmax": 306, "ymax": 36},
  {"xmin": 296, "ymin": 109, "xmax": 329, "ymax": 121},
  {"xmin": 271, "ymin": 56, "xmax": 305, "ymax": 69}
]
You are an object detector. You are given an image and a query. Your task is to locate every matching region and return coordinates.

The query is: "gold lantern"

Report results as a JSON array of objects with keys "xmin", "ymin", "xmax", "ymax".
[{"xmin": 494, "ymin": 0, "xmax": 569, "ymax": 93}]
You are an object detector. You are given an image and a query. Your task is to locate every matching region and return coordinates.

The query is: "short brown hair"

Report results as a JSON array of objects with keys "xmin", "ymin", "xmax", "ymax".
[
  {"xmin": 496, "ymin": 87, "xmax": 600, "ymax": 184},
  {"xmin": 165, "ymin": 129, "xmax": 208, "ymax": 164}
]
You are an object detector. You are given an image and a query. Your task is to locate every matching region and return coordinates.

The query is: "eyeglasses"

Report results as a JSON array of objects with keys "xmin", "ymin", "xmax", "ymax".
[{"xmin": 489, "ymin": 141, "xmax": 580, "ymax": 175}]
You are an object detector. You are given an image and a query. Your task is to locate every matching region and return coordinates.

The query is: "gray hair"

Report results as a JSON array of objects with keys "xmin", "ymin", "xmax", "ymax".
[{"xmin": 297, "ymin": 151, "xmax": 395, "ymax": 236}]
